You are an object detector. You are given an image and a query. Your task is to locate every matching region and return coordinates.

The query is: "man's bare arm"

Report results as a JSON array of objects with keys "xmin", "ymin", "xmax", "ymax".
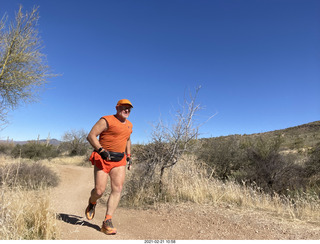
[
  {"xmin": 126, "ymin": 137, "xmax": 132, "ymax": 170},
  {"xmin": 126, "ymin": 137, "xmax": 131, "ymax": 155},
  {"xmin": 87, "ymin": 118, "xmax": 108, "ymax": 151}
]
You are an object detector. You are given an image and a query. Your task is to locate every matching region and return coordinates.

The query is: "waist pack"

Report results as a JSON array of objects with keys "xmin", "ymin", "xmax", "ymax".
[{"xmin": 94, "ymin": 150, "xmax": 124, "ymax": 162}]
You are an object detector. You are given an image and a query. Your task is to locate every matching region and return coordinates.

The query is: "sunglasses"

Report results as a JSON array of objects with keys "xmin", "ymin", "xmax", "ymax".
[{"xmin": 119, "ymin": 106, "xmax": 132, "ymax": 112}]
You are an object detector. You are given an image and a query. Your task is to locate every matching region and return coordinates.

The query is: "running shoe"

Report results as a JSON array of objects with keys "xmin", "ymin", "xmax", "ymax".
[
  {"xmin": 101, "ymin": 219, "xmax": 117, "ymax": 235},
  {"xmin": 85, "ymin": 199, "xmax": 96, "ymax": 220}
]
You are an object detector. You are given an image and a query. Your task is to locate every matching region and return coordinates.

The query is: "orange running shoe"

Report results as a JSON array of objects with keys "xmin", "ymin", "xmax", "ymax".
[
  {"xmin": 101, "ymin": 219, "xmax": 117, "ymax": 235},
  {"xmin": 85, "ymin": 199, "xmax": 96, "ymax": 220}
]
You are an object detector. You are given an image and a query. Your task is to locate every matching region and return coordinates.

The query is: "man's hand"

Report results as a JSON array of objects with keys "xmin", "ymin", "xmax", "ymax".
[
  {"xmin": 127, "ymin": 156, "xmax": 132, "ymax": 170},
  {"xmin": 99, "ymin": 150, "xmax": 111, "ymax": 161}
]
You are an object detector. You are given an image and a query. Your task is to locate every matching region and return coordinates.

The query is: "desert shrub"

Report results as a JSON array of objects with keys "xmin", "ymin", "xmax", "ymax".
[
  {"xmin": 196, "ymin": 135, "xmax": 248, "ymax": 181},
  {"xmin": 197, "ymin": 135, "xmax": 310, "ymax": 195},
  {"xmin": 305, "ymin": 142, "xmax": 320, "ymax": 175},
  {"xmin": 11, "ymin": 142, "xmax": 60, "ymax": 160},
  {"xmin": 0, "ymin": 142, "xmax": 15, "ymax": 155},
  {"xmin": 246, "ymin": 136, "xmax": 284, "ymax": 191},
  {"xmin": 304, "ymin": 142, "xmax": 320, "ymax": 195},
  {"xmin": 123, "ymin": 154, "xmax": 214, "ymax": 206},
  {"xmin": 129, "ymin": 142, "xmax": 167, "ymax": 196},
  {"xmin": 129, "ymin": 88, "xmax": 205, "ymax": 196},
  {"xmin": 0, "ymin": 161, "xmax": 59, "ymax": 189},
  {"xmin": 245, "ymin": 136, "xmax": 307, "ymax": 194}
]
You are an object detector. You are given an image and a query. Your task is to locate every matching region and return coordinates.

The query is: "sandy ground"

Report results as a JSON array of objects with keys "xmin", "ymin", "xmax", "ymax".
[{"xmin": 50, "ymin": 164, "xmax": 320, "ymax": 240}]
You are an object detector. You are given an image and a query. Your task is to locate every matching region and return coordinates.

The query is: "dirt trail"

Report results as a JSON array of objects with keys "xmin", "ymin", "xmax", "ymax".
[{"xmin": 50, "ymin": 164, "xmax": 320, "ymax": 240}]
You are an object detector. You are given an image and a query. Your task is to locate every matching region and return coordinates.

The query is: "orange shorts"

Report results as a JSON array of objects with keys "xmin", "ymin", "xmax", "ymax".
[{"xmin": 89, "ymin": 151, "xmax": 127, "ymax": 174}]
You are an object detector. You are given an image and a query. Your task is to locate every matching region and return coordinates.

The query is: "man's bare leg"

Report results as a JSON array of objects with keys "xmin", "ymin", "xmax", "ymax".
[
  {"xmin": 100, "ymin": 165, "xmax": 126, "ymax": 235},
  {"xmin": 86, "ymin": 165, "xmax": 108, "ymax": 220},
  {"xmin": 106, "ymin": 165, "xmax": 126, "ymax": 217},
  {"xmin": 90, "ymin": 165, "xmax": 109, "ymax": 202}
]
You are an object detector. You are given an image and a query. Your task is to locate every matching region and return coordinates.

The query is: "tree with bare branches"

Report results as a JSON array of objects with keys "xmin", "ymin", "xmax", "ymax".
[
  {"xmin": 60, "ymin": 129, "xmax": 89, "ymax": 156},
  {"xmin": 135, "ymin": 86, "xmax": 215, "ymax": 194},
  {"xmin": 0, "ymin": 5, "xmax": 54, "ymax": 126}
]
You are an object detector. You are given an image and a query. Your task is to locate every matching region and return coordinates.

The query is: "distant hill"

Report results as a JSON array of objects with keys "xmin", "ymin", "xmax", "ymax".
[{"xmin": 0, "ymin": 139, "xmax": 61, "ymax": 146}]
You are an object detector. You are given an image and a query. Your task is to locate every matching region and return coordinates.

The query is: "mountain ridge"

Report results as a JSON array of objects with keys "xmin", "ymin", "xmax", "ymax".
[{"xmin": 0, "ymin": 138, "xmax": 61, "ymax": 146}]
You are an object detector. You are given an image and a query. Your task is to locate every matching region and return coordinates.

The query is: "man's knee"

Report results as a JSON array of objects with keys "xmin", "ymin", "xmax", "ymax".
[
  {"xmin": 92, "ymin": 187, "xmax": 105, "ymax": 198},
  {"xmin": 109, "ymin": 166, "xmax": 126, "ymax": 194},
  {"xmin": 112, "ymin": 184, "xmax": 123, "ymax": 194}
]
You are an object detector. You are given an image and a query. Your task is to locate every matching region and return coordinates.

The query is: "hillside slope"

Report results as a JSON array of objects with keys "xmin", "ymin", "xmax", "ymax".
[{"xmin": 200, "ymin": 120, "xmax": 320, "ymax": 150}]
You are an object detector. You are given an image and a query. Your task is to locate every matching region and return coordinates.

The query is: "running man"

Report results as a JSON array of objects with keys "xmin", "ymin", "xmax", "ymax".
[{"xmin": 85, "ymin": 99, "xmax": 133, "ymax": 235}]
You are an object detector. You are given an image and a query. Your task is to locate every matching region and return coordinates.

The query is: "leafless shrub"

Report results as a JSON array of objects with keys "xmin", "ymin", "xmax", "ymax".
[
  {"xmin": 59, "ymin": 129, "xmax": 90, "ymax": 156},
  {"xmin": 0, "ymin": 160, "xmax": 59, "ymax": 189},
  {"xmin": 132, "ymin": 86, "xmax": 214, "ymax": 198}
]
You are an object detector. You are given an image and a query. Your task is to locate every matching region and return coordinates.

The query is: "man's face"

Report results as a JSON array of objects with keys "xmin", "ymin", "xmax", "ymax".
[{"xmin": 116, "ymin": 105, "xmax": 132, "ymax": 119}]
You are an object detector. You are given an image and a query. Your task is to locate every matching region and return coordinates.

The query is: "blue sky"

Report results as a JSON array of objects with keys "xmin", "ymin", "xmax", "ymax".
[{"xmin": 0, "ymin": 0, "xmax": 319, "ymax": 144}]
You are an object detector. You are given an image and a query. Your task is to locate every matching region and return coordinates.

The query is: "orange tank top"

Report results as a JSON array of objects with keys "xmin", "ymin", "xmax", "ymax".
[{"xmin": 99, "ymin": 115, "xmax": 133, "ymax": 153}]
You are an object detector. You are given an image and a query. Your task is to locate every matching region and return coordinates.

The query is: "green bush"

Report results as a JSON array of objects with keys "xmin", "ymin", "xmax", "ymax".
[
  {"xmin": 0, "ymin": 143, "xmax": 15, "ymax": 155},
  {"xmin": 196, "ymin": 135, "xmax": 248, "ymax": 181},
  {"xmin": 246, "ymin": 136, "xmax": 284, "ymax": 190},
  {"xmin": 305, "ymin": 142, "xmax": 320, "ymax": 175},
  {"xmin": 239, "ymin": 136, "xmax": 307, "ymax": 194},
  {"xmin": 11, "ymin": 142, "xmax": 60, "ymax": 160},
  {"xmin": 305, "ymin": 142, "xmax": 320, "ymax": 195},
  {"xmin": 197, "ymin": 135, "xmax": 311, "ymax": 195}
]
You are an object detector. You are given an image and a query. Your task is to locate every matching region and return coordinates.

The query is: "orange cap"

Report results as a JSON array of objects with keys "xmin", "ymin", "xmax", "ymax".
[{"xmin": 117, "ymin": 99, "xmax": 133, "ymax": 108}]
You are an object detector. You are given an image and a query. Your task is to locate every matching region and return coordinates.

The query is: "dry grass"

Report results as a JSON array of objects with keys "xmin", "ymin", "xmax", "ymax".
[
  {"xmin": 0, "ymin": 186, "xmax": 60, "ymax": 239},
  {"xmin": 0, "ymin": 155, "xmax": 60, "ymax": 239},
  {"xmin": 0, "ymin": 161, "xmax": 59, "ymax": 190},
  {"xmin": 125, "ymin": 154, "xmax": 320, "ymax": 224},
  {"xmin": 38, "ymin": 155, "xmax": 90, "ymax": 167}
]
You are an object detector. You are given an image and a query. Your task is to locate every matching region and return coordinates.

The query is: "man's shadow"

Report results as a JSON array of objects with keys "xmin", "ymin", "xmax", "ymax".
[{"xmin": 57, "ymin": 213, "xmax": 101, "ymax": 232}]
